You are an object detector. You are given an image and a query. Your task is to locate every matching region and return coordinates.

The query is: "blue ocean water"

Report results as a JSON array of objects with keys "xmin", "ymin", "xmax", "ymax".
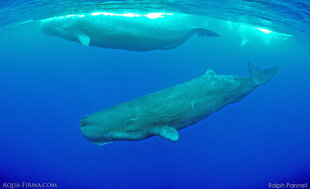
[{"xmin": 0, "ymin": 1, "xmax": 310, "ymax": 189}]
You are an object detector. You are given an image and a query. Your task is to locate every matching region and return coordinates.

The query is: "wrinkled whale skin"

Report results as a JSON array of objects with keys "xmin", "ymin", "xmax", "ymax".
[{"xmin": 80, "ymin": 63, "xmax": 278, "ymax": 145}]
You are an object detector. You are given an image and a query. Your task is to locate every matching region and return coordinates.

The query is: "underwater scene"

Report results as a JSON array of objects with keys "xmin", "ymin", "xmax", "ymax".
[{"xmin": 0, "ymin": 0, "xmax": 310, "ymax": 189}]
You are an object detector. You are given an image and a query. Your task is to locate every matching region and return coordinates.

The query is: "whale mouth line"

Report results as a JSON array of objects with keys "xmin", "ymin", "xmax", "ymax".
[
  {"xmin": 80, "ymin": 125, "xmax": 114, "ymax": 146},
  {"xmin": 80, "ymin": 116, "xmax": 89, "ymax": 127}
]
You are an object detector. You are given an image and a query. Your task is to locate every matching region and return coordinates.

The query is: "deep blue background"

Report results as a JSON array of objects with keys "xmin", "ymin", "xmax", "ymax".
[{"xmin": 0, "ymin": 22, "xmax": 309, "ymax": 189}]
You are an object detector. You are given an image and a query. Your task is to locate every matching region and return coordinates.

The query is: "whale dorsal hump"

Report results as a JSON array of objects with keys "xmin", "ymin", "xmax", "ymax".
[
  {"xmin": 204, "ymin": 69, "xmax": 215, "ymax": 79},
  {"xmin": 77, "ymin": 33, "xmax": 90, "ymax": 46},
  {"xmin": 152, "ymin": 126, "xmax": 179, "ymax": 141}
]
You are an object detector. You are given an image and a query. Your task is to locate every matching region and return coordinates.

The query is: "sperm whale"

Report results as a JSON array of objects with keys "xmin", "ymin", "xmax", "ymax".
[
  {"xmin": 40, "ymin": 11, "xmax": 219, "ymax": 51},
  {"xmin": 80, "ymin": 63, "xmax": 278, "ymax": 145}
]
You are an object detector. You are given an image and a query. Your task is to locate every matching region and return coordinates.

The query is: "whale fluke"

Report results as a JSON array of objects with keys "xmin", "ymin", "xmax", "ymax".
[{"xmin": 248, "ymin": 62, "xmax": 278, "ymax": 85}]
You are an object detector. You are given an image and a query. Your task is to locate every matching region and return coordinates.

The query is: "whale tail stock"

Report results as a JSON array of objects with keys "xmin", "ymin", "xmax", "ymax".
[
  {"xmin": 192, "ymin": 28, "xmax": 220, "ymax": 37},
  {"xmin": 248, "ymin": 62, "xmax": 279, "ymax": 86}
]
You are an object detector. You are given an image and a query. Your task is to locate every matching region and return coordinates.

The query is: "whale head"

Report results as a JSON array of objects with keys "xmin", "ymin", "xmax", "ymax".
[
  {"xmin": 40, "ymin": 17, "xmax": 91, "ymax": 45},
  {"xmin": 80, "ymin": 116, "xmax": 114, "ymax": 145},
  {"xmin": 40, "ymin": 18, "xmax": 69, "ymax": 36},
  {"xmin": 80, "ymin": 109, "xmax": 149, "ymax": 146}
]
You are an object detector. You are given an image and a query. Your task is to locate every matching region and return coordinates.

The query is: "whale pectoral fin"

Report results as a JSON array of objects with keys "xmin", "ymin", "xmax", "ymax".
[
  {"xmin": 155, "ymin": 126, "xmax": 179, "ymax": 141},
  {"xmin": 77, "ymin": 34, "xmax": 90, "ymax": 46}
]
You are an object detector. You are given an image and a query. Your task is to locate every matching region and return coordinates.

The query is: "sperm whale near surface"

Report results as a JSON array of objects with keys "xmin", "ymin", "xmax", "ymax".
[
  {"xmin": 40, "ymin": 12, "xmax": 219, "ymax": 51},
  {"xmin": 80, "ymin": 63, "xmax": 278, "ymax": 145}
]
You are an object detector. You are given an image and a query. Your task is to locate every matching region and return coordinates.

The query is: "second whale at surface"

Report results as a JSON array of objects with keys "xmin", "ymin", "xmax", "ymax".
[{"xmin": 40, "ymin": 12, "xmax": 219, "ymax": 51}]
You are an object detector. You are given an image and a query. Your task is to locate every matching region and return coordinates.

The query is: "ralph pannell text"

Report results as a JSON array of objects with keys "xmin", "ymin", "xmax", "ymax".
[{"xmin": 268, "ymin": 182, "xmax": 308, "ymax": 189}]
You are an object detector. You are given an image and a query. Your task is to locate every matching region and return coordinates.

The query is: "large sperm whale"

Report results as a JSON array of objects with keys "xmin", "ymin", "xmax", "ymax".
[
  {"xmin": 80, "ymin": 63, "xmax": 278, "ymax": 145},
  {"xmin": 40, "ymin": 11, "xmax": 219, "ymax": 51}
]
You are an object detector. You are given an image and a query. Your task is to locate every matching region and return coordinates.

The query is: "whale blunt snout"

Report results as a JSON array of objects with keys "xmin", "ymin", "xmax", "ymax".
[
  {"xmin": 80, "ymin": 116, "xmax": 114, "ymax": 146},
  {"xmin": 80, "ymin": 116, "xmax": 100, "ymax": 142}
]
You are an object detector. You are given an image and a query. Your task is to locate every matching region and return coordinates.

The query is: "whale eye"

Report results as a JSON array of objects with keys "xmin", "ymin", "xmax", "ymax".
[{"xmin": 127, "ymin": 127, "xmax": 138, "ymax": 133}]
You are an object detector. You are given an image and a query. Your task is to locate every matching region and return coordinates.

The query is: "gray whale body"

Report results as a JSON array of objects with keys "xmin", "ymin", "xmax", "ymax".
[
  {"xmin": 40, "ymin": 12, "xmax": 219, "ymax": 51},
  {"xmin": 80, "ymin": 63, "xmax": 278, "ymax": 145}
]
